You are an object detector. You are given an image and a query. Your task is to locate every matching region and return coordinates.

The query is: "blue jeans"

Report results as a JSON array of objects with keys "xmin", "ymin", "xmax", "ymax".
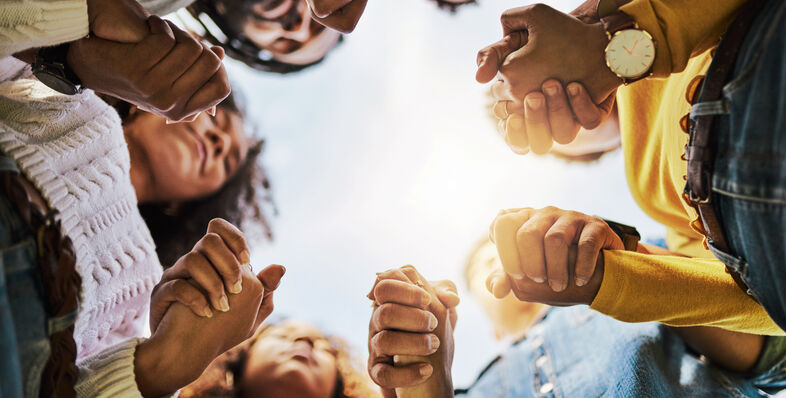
[
  {"xmin": 0, "ymin": 157, "xmax": 50, "ymax": 398},
  {"xmin": 456, "ymin": 306, "xmax": 779, "ymax": 398},
  {"xmin": 697, "ymin": 0, "xmax": 786, "ymax": 332}
]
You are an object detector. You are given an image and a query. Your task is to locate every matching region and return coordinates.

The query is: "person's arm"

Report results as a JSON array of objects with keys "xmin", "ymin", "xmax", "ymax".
[
  {"xmin": 592, "ymin": 250, "xmax": 784, "ymax": 335},
  {"xmin": 619, "ymin": 0, "xmax": 747, "ymax": 76}
]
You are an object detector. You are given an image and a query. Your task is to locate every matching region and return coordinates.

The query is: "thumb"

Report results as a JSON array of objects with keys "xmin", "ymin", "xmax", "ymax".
[
  {"xmin": 254, "ymin": 265, "xmax": 286, "ymax": 328},
  {"xmin": 257, "ymin": 264, "xmax": 286, "ymax": 292},
  {"xmin": 476, "ymin": 31, "xmax": 527, "ymax": 83},
  {"xmin": 433, "ymin": 280, "xmax": 460, "ymax": 308}
]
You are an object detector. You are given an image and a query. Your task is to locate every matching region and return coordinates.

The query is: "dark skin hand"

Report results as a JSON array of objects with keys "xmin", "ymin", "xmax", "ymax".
[
  {"xmin": 135, "ymin": 264, "xmax": 285, "ymax": 397},
  {"xmin": 306, "ymin": 0, "xmax": 368, "ymax": 33},
  {"xmin": 13, "ymin": 0, "xmax": 229, "ymax": 122},
  {"xmin": 479, "ymin": 4, "xmax": 619, "ymax": 154}
]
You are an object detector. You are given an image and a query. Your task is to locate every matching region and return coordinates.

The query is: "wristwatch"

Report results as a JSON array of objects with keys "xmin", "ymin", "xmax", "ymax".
[
  {"xmin": 32, "ymin": 43, "xmax": 83, "ymax": 95},
  {"xmin": 602, "ymin": 218, "xmax": 641, "ymax": 251},
  {"xmin": 598, "ymin": 0, "xmax": 655, "ymax": 84}
]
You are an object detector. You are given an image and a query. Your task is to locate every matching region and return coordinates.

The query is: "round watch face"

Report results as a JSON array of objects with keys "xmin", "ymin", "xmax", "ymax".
[{"xmin": 605, "ymin": 29, "xmax": 655, "ymax": 79}]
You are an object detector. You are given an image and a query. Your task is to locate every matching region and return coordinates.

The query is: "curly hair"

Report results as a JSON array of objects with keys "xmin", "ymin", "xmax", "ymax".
[
  {"xmin": 179, "ymin": 322, "xmax": 380, "ymax": 398},
  {"xmin": 134, "ymin": 91, "xmax": 275, "ymax": 267}
]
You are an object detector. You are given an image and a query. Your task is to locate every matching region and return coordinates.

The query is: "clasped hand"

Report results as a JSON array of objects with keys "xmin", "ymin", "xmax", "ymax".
[
  {"xmin": 477, "ymin": 3, "xmax": 621, "ymax": 154},
  {"xmin": 68, "ymin": 0, "xmax": 230, "ymax": 122},
  {"xmin": 487, "ymin": 206, "xmax": 623, "ymax": 306},
  {"xmin": 137, "ymin": 218, "xmax": 285, "ymax": 397},
  {"xmin": 367, "ymin": 266, "xmax": 459, "ymax": 398}
]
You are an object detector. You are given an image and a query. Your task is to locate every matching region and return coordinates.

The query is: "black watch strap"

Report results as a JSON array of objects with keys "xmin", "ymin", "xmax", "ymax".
[
  {"xmin": 32, "ymin": 43, "xmax": 82, "ymax": 95},
  {"xmin": 602, "ymin": 218, "xmax": 641, "ymax": 251}
]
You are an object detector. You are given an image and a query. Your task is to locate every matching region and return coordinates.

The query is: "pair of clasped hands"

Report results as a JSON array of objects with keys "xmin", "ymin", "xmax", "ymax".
[
  {"xmin": 62, "ymin": 0, "xmax": 230, "ymax": 122},
  {"xmin": 366, "ymin": 3, "xmax": 638, "ymax": 396},
  {"xmin": 135, "ymin": 218, "xmax": 285, "ymax": 397}
]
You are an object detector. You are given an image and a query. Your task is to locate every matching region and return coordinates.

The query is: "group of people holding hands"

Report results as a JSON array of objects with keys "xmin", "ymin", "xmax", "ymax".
[{"xmin": 1, "ymin": 0, "xmax": 785, "ymax": 396}]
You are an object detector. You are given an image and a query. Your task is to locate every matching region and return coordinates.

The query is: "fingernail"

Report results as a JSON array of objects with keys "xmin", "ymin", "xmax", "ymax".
[
  {"xmin": 488, "ymin": 279, "xmax": 497, "ymax": 293},
  {"xmin": 510, "ymin": 273, "xmax": 525, "ymax": 281},
  {"xmin": 549, "ymin": 280, "xmax": 566, "ymax": 292},
  {"xmin": 531, "ymin": 276, "xmax": 546, "ymax": 284},
  {"xmin": 219, "ymin": 295, "xmax": 230, "ymax": 312},
  {"xmin": 568, "ymin": 84, "xmax": 580, "ymax": 97},
  {"xmin": 203, "ymin": 307, "xmax": 213, "ymax": 318},
  {"xmin": 576, "ymin": 276, "xmax": 589, "ymax": 287},
  {"xmin": 428, "ymin": 314, "xmax": 438, "ymax": 330},
  {"xmin": 230, "ymin": 279, "xmax": 242, "ymax": 294},
  {"xmin": 239, "ymin": 249, "xmax": 251, "ymax": 264},
  {"xmin": 419, "ymin": 364, "xmax": 433, "ymax": 378},
  {"xmin": 428, "ymin": 334, "xmax": 440, "ymax": 352},
  {"xmin": 208, "ymin": 106, "xmax": 217, "ymax": 117},
  {"xmin": 165, "ymin": 119, "xmax": 175, "ymax": 125},
  {"xmin": 543, "ymin": 84, "xmax": 558, "ymax": 97},
  {"xmin": 526, "ymin": 96, "xmax": 543, "ymax": 110}
]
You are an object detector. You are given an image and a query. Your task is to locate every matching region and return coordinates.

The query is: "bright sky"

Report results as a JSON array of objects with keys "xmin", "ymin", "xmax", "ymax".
[{"xmin": 229, "ymin": 0, "xmax": 665, "ymax": 388}]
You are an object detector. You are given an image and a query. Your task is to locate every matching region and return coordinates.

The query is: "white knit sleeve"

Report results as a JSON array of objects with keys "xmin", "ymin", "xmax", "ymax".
[
  {"xmin": 0, "ymin": 0, "xmax": 88, "ymax": 59},
  {"xmin": 75, "ymin": 338, "xmax": 180, "ymax": 398},
  {"xmin": 74, "ymin": 338, "xmax": 145, "ymax": 398}
]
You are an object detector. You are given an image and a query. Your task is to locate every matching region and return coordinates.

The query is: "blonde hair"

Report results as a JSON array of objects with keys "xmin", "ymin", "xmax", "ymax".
[{"xmin": 180, "ymin": 322, "xmax": 379, "ymax": 398}]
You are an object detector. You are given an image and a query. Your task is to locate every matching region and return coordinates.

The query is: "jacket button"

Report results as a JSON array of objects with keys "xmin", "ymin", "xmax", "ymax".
[{"xmin": 540, "ymin": 382, "xmax": 554, "ymax": 394}]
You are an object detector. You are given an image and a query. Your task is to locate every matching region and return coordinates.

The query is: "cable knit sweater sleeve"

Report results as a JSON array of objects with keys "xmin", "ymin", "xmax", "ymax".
[
  {"xmin": 75, "ymin": 339, "xmax": 145, "ymax": 397},
  {"xmin": 0, "ymin": 0, "xmax": 88, "ymax": 59}
]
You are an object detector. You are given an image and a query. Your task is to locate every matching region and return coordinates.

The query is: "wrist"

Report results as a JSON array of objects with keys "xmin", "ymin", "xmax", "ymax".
[
  {"xmin": 582, "ymin": 251, "xmax": 606, "ymax": 305},
  {"xmin": 134, "ymin": 332, "xmax": 209, "ymax": 397}
]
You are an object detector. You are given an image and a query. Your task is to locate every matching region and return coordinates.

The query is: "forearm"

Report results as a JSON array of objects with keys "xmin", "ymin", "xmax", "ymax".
[
  {"xmin": 134, "ymin": 303, "xmax": 228, "ymax": 397},
  {"xmin": 0, "ymin": 0, "xmax": 88, "ymax": 59},
  {"xmin": 669, "ymin": 325, "xmax": 764, "ymax": 373},
  {"xmin": 620, "ymin": 0, "xmax": 746, "ymax": 76},
  {"xmin": 591, "ymin": 250, "xmax": 785, "ymax": 335}
]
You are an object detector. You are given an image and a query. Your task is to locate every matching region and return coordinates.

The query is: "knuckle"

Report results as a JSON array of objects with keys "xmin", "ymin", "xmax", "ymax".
[
  {"xmin": 579, "ymin": 235, "xmax": 601, "ymax": 251},
  {"xmin": 544, "ymin": 231, "xmax": 568, "ymax": 248},
  {"xmin": 202, "ymin": 232, "xmax": 222, "ymax": 246},
  {"xmin": 376, "ymin": 304, "xmax": 395, "ymax": 325}
]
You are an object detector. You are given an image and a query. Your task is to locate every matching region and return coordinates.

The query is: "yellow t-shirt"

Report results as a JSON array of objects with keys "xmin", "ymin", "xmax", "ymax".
[{"xmin": 589, "ymin": 0, "xmax": 783, "ymax": 335}]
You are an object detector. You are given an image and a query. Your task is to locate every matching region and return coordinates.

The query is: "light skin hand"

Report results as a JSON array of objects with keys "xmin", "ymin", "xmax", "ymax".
[
  {"xmin": 490, "ymin": 75, "xmax": 615, "ymax": 155},
  {"xmin": 68, "ymin": 16, "xmax": 230, "ymax": 122},
  {"xmin": 149, "ymin": 218, "xmax": 252, "ymax": 332},
  {"xmin": 135, "ymin": 264, "xmax": 285, "ymax": 398},
  {"xmin": 368, "ymin": 266, "xmax": 458, "ymax": 398},
  {"xmin": 476, "ymin": 4, "xmax": 622, "ymax": 110},
  {"xmin": 489, "ymin": 207, "xmax": 624, "ymax": 293}
]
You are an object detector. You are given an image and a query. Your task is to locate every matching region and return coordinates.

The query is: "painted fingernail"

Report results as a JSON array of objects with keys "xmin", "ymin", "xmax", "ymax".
[
  {"xmin": 531, "ymin": 276, "xmax": 546, "ymax": 284},
  {"xmin": 576, "ymin": 276, "xmax": 589, "ymax": 287},
  {"xmin": 219, "ymin": 295, "xmax": 230, "ymax": 312},
  {"xmin": 428, "ymin": 334, "xmax": 440, "ymax": 352},
  {"xmin": 549, "ymin": 280, "xmax": 566, "ymax": 292},
  {"xmin": 230, "ymin": 279, "xmax": 242, "ymax": 294},
  {"xmin": 428, "ymin": 314, "xmax": 438, "ymax": 330},
  {"xmin": 207, "ymin": 106, "xmax": 217, "ymax": 117},
  {"xmin": 568, "ymin": 84, "xmax": 581, "ymax": 97},
  {"xmin": 526, "ymin": 96, "xmax": 543, "ymax": 110},
  {"xmin": 203, "ymin": 307, "xmax": 213, "ymax": 318},
  {"xmin": 419, "ymin": 364, "xmax": 433, "ymax": 378},
  {"xmin": 543, "ymin": 84, "xmax": 558, "ymax": 97}
]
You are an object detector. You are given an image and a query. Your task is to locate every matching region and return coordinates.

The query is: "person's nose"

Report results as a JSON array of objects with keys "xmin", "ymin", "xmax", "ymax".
[
  {"xmin": 205, "ymin": 128, "xmax": 231, "ymax": 160},
  {"xmin": 281, "ymin": 5, "xmax": 312, "ymax": 41}
]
